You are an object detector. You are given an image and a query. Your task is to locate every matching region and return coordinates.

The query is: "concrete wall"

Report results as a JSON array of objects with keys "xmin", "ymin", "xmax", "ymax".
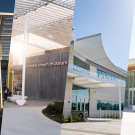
[
  {"xmin": 25, "ymin": 51, "xmax": 69, "ymax": 101},
  {"xmin": 63, "ymin": 77, "xmax": 73, "ymax": 118},
  {"xmin": 90, "ymin": 65, "xmax": 97, "ymax": 73},
  {"xmin": 89, "ymin": 87, "xmax": 125, "ymax": 117}
]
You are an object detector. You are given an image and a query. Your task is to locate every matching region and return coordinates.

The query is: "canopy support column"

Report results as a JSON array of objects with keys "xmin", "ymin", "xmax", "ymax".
[
  {"xmin": 119, "ymin": 86, "xmax": 121, "ymax": 119},
  {"xmin": 16, "ymin": 13, "xmax": 27, "ymax": 105},
  {"xmin": 12, "ymin": 71, "xmax": 14, "ymax": 95}
]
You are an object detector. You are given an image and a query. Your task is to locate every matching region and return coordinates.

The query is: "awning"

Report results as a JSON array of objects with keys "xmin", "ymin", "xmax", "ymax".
[{"xmin": 67, "ymin": 64, "xmax": 126, "ymax": 89}]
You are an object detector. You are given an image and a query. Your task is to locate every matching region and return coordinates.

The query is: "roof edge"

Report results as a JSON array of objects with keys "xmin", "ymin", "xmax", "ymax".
[{"xmin": 75, "ymin": 33, "xmax": 101, "ymax": 42}]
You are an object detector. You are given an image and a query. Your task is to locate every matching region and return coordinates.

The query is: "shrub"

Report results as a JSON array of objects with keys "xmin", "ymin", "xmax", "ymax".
[
  {"xmin": 62, "ymin": 115, "xmax": 65, "ymax": 123},
  {"xmin": 68, "ymin": 115, "xmax": 73, "ymax": 122},
  {"xmin": 107, "ymin": 114, "xmax": 109, "ymax": 118},
  {"xmin": 76, "ymin": 116, "xmax": 82, "ymax": 121},
  {"xmin": 42, "ymin": 102, "xmax": 64, "ymax": 115},
  {"xmin": 104, "ymin": 113, "xmax": 106, "ymax": 118}
]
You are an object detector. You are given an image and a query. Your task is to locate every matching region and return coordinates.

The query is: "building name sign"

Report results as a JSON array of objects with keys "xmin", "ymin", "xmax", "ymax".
[
  {"xmin": 68, "ymin": 63, "xmax": 126, "ymax": 84},
  {"xmin": 26, "ymin": 61, "xmax": 68, "ymax": 68}
]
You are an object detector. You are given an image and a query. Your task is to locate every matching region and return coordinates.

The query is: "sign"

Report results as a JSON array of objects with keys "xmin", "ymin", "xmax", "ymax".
[
  {"xmin": 26, "ymin": 61, "xmax": 68, "ymax": 68},
  {"xmin": 68, "ymin": 63, "xmax": 126, "ymax": 84}
]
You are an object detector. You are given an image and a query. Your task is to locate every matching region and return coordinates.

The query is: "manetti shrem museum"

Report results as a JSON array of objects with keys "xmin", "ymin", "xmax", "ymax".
[{"xmin": 63, "ymin": 33, "xmax": 127, "ymax": 119}]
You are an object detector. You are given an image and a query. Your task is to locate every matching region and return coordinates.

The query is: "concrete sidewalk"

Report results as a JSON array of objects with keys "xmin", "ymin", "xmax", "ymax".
[
  {"xmin": 121, "ymin": 107, "xmax": 135, "ymax": 135},
  {"xmin": 61, "ymin": 118, "xmax": 122, "ymax": 135},
  {"xmin": 1, "ymin": 99, "xmax": 61, "ymax": 135}
]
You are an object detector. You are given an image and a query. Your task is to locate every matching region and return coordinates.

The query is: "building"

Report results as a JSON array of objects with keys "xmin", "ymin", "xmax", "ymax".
[
  {"xmin": 0, "ymin": 13, "xmax": 14, "ymax": 108},
  {"xmin": 125, "ymin": 58, "xmax": 135, "ymax": 107},
  {"xmin": 7, "ymin": 0, "xmax": 75, "ymax": 104},
  {"xmin": 63, "ymin": 33, "xmax": 126, "ymax": 118}
]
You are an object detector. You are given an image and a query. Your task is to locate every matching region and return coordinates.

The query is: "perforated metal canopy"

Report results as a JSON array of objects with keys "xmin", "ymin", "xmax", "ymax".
[{"xmin": 10, "ymin": 0, "xmax": 75, "ymax": 63}]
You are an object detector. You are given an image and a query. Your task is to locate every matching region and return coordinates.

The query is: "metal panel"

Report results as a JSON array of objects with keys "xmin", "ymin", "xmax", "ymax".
[
  {"xmin": 25, "ymin": 51, "xmax": 69, "ymax": 101},
  {"xmin": 74, "ymin": 34, "xmax": 127, "ymax": 78}
]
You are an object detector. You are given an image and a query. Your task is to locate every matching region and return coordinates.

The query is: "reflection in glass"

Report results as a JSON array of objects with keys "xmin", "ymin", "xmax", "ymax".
[
  {"xmin": 72, "ymin": 95, "xmax": 76, "ymax": 110},
  {"xmin": 107, "ymin": 101, "xmax": 112, "ymax": 110},
  {"xmin": 130, "ymin": 91, "xmax": 132, "ymax": 105}
]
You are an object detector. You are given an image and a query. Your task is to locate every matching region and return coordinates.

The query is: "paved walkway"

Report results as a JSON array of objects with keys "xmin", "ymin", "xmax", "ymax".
[
  {"xmin": 1, "ymin": 99, "xmax": 61, "ymax": 135},
  {"xmin": 61, "ymin": 118, "xmax": 122, "ymax": 135},
  {"xmin": 121, "ymin": 107, "xmax": 135, "ymax": 135}
]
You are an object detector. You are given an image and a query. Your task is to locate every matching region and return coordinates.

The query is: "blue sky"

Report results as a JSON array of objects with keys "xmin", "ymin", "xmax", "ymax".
[
  {"xmin": 0, "ymin": 0, "xmax": 15, "ymax": 13},
  {"xmin": 73, "ymin": 0, "xmax": 135, "ymax": 71}
]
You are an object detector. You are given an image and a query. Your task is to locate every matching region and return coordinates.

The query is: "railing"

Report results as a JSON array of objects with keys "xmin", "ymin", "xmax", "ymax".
[{"xmin": 68, "ymin": 63, "xmax": 126, "ymax": 84}]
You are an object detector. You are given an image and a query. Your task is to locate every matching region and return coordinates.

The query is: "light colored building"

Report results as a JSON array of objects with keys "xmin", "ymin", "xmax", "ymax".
[
  {"xmin": 125, "ymin": 58, "xmax": 135, "ymax": 107},
  {"xmin": 63, "ymin": 33, "xmax": 126, "ymax": 119}
]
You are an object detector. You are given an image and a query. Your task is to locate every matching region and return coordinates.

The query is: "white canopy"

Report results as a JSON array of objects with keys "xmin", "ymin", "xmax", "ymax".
[{"xmin": 74, "ymin": 34, "xmax": 127, "ymax": 78}]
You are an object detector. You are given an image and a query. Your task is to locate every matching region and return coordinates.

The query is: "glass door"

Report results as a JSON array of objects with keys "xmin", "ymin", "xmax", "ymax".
[{"xmin": 129, "ymin": 89, "xmax": 135, "ymax": 106}]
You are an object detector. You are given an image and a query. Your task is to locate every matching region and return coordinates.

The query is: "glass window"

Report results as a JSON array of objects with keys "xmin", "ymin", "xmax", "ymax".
[
  {"xmin": 102, "ymin": 101, "xmax": 107, "ymax": 110},
  {"xmin": 126, "ymin": 72, "xmax": 130, "ymax": 88},
  {"xmin": 97, "ymin": 100, "xmax": 101, "ymax": 110},
  {"xmin": 121, "ymin": 103, "xmax": 123, "ymax": 111},
  {"xmin": 107, "ymin": 101, "xmax": 112, "ymax": 110},
  {"xmin": 130, "ymin": 71, "xmax": 134, "ymax": 88},
  {"xmin": 112, "ymin": 102, "xmax": 116, "ymax": 110},
  {"xmin": 85, "ymin": 98, "xmax": 89, "ymax": 116},
  {"xmin": 74, "ymin": 56, "xmax": 89, "ymax": 70},
  {"xmin": 116, "ymin": 102, "xmax": 119, "ymax": 110},
  {"xmin": 125, "ymin": 89, "xmax": 128, "ymax": 100},
  {"xmin": 134, "ymin": 71, "xmax": 135, "ymax": 88},
  {"xmin": 72, "ymin": 95, "xmax": 77, "ymax": 110}
]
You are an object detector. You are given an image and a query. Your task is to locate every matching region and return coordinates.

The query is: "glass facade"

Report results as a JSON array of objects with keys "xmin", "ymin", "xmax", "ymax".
[
  {"xmin": 97, "ymin": 100, "xmax": 123, "ymax": 110},
  {"xmin": 73, "ymin": 56, "xmax": 89, "ymax": 70},
  {"xmin": 125, "ymin": 70, "xmax": 135, "ymax": 106},
  {"xmin": 1, "ymin": 60, "xmax": 8, "ymax": 99},
  {"xmin": 72, "ymin": 85, "xmax": 89, "ymax": 114}
]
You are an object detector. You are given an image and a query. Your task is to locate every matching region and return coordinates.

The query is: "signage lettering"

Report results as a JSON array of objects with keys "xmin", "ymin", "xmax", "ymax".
[{"xmin": 26, "ymin": 61, "xmax": 68, "ymax": 68}]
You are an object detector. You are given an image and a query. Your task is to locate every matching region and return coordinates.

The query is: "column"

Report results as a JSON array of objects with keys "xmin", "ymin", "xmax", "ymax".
[
  {"xmin": 26, "ymin": 32, "xmax": 29, "ymax": 57},
  {"xmin": 22, "ymin": 13, "xmax": 27, "ymax": 100},
  {"xmin": 0, "ymin": 60, "xmax": 3, "ymax": 109},
  {"xmin": 76, "ymin": 96, "xmax": 78, "ymax": 110},
  {"xmin": 16, "ymin": 13, "xmax": 27, "ymax": 105},
  {"xmin": 80, "ymin": 98, "xmax": 82, "ymax": 111},
  {"xmin": 84, "ymin": 98, "xmax": 85, "ymax": 111},
  {"xmin": 12, "ymin": 71, "xmax": 14, "ymax": 95},
  {"xmin": 119, "ymin": 86, "xmax": 121, "ymax": 119}
]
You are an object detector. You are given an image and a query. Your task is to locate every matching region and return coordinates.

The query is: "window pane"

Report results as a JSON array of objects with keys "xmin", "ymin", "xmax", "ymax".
[
  {"xmin": 107, "ymin": 101, "xmax": 112, "ymax": 110},
  {"xmin": 130, "ymin": 71, "xmax": 134, "ymax": 88},
  {"xmin": 112, "ymin": 102, "xmax": 116, "ymax": 110},
  {"xmin": 97, "ymin": 100, "xmax": 101, "ymax": 110},
  {"xmin": 116, "ymin": 102, "xmax": 119, "ymax": 110},
  {"xmin": 102, "ymin": 101, "xmax": 107, "ymax": 110},
  {"xmin": 72, "ymin": 95, "xmax": 76, "ymax": 110}
]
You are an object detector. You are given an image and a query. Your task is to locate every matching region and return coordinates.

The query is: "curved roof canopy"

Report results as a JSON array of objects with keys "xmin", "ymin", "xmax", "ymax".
[{"xmin": 74, "ymin": 34, "xmax": 127, "ymax": 78}]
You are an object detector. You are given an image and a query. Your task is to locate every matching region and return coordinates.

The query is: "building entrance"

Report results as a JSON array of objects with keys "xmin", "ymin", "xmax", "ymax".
[{"xmin": 129, "ymin": 88, "xmax": 135, "ymax": 107}]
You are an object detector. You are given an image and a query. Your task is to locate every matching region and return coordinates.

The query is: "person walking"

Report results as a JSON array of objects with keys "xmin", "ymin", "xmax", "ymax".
[{"xmin": 5, "ymin": 87, "xmax": 9, "ymax": 102}]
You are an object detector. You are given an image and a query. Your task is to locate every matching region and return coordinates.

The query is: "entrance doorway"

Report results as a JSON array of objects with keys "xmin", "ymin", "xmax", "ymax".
[{"xmin": 129, "ymin": 88, "xmax": 135, "ymax": 107}]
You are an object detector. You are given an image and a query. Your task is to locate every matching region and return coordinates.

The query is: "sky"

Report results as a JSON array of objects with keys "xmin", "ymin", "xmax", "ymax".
[
  {"xmin": 73, "ymin": 0, "xmax": 135, "ymax": 71},
  {"xmin": 129, "ymin": 8, "xmax": 135, "ymax": 59},
  {"xmin": 0, "ymin": 0, "xmax": 15, "ymax": 13}
]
